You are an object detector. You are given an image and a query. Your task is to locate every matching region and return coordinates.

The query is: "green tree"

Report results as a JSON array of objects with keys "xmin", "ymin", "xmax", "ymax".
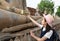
[
  {"xmin": 38, "ymin": 0, "xmax": 54, "ymax": 15},
  {"xmin": 56, "ymin": 6, "xmax": 60, "ymax": 17}
]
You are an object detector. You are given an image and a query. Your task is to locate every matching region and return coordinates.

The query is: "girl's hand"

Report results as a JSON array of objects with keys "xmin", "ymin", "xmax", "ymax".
[
  {"xmin": 37, "ymin": 39, "xmax": 44, "ymax": 41},
  {"xmin": 27, "ymin": 15, "xmax": 31, "ymax": 19},
  {"xmin": 30, "ymin": 30, "xmax": 35, "ymax": 37},
  {"xmin": 27, "ymin": 15, "xmax": 30, "ymax": 17},
  {"xmin": 30, "ymin": 31, "xmax": 44, "ymax": 41}
]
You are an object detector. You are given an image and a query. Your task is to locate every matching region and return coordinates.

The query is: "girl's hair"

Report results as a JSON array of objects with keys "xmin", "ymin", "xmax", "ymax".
[
  {"xmin": 44, "ymin": 18, "xmax": 52, "ymax": 32},
  {"xmin": 46, "ymin": 24, "xmax": 52, "ymax": 32}
]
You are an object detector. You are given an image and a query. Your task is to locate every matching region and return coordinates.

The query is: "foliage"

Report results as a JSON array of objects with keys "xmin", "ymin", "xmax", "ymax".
[
  {"xmin": 56, "ymin": 6, "xmax": 60, "ymax": 17},
  {"xmin": 38, "ymin": 0, "xmax": 54, "ymax": 15}
]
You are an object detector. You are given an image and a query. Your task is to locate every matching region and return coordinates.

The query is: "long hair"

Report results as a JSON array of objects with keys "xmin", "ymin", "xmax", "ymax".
[
  {"xmin": 44, "ymin": 18, "xmax": 52, "ymax": 32},
  {"xmin": 46, "ymin": 24, "xmax": 52, "ymax": 32}
]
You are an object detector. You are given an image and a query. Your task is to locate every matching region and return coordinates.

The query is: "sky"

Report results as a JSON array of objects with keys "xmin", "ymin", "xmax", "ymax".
[
  {"xmin": 26, "ymin": 0, "xmax": 60, "ymax": 8},
  {"xmin": 26, "ymin": 0, "xmax": 41, "ymax": 8},
  {"xmin": 26, "ymin": 0, "xmax": 60, "ymax": 13}
]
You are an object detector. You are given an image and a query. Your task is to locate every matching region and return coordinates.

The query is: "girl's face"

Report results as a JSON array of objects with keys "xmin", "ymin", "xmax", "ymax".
[{"xmin": 41, "ymin": 18, "xmax": 47, "ymax": 26}]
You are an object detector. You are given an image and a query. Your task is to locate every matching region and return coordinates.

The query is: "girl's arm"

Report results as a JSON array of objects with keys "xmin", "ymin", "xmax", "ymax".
[
  {"xmin": 28, "ymin": 15, "xmax": 43, "ymax": 28},
  {"xmin": 30, "ymin": 31, "xmax": 47, "ymax": 41},
  {"xmin": 30, "ymin": 30, "xmax": 53, "ymax": 41}
]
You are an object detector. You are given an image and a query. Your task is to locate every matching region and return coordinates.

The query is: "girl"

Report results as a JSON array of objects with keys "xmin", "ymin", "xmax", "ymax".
[{"xmin": 28, "ymin": 14, "xmax": 59, "ymax": 41}]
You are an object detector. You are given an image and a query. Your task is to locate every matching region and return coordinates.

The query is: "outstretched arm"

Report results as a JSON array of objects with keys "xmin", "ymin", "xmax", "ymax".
[{"xmin": 28, "ymin": 15, "xmax": 43, "ymax": 28}]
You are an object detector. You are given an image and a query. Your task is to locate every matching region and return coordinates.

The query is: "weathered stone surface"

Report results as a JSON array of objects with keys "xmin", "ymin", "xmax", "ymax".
[{"xmin": 0, "ymin": 9, "xmax": 41, "ymax": 30}]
